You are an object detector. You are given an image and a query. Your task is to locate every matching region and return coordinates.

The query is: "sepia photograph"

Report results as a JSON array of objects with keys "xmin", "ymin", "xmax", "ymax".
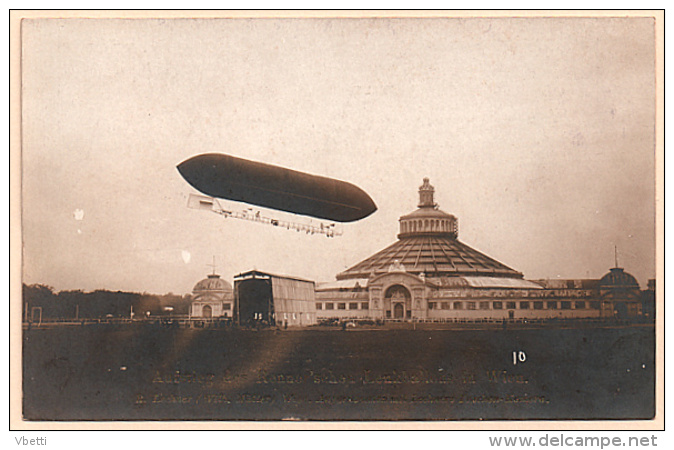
[{"xmin": 11, "ymin": 10, "xmax": 663, "ymax": 428}]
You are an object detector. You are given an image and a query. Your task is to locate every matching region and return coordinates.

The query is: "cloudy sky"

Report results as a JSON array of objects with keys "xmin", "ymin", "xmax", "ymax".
[{"xmin": 21, "ymin": 16, "xmax": 657, "ymax": 294}]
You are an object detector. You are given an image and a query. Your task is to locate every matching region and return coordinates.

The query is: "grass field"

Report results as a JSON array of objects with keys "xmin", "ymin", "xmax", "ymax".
[{"xmin": 22, "ymin": 324, "xmax": 655, "ymax": 421}]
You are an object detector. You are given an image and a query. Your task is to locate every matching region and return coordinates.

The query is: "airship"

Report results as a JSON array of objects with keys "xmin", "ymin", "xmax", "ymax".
[{"xmin": 177, "ymin": 153, "xmax": 377, "ymax": 223}]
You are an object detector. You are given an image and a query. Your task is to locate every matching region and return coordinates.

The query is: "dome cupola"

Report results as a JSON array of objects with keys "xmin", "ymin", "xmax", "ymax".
[
  {"xmin": 418, "ymin": 177, "xmax": 437, "ymax": 208},
  {"xmin": 398, "ymin": 178, "xmax": 458, "ymax": 239},
  {"xmin": 192, "ymin": 273, "xmax": 233, "ymax": 300},
  {"xmin": 599, "ymin": 267, "xmax": 640, "ymax": 290}
]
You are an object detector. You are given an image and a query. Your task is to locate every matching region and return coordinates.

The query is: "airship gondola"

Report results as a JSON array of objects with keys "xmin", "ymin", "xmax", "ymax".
[{"xmin": 177, "ymin": 153, "xmax": 377, "ymax": 223}]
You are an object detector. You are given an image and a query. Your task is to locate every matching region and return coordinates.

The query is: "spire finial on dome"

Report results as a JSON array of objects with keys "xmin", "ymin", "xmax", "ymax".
[
  {"xmin": 418, "ymin": 177, "xmax": 436, "ymax": 208},
  {"xmin": 206, "ymin": 255, "xmax": 220, "ymax": 278}
]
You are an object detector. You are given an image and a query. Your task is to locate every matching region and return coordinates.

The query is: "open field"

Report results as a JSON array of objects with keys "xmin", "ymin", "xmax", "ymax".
[{"xmin": 22, "ymin": 324, "xmax": 655, "ymax": 421}]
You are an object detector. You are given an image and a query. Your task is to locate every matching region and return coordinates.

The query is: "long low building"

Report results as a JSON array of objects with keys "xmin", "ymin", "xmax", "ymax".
[{"xmin": 315, "ymin": 179, "xmax": 645, "ymax": 323}]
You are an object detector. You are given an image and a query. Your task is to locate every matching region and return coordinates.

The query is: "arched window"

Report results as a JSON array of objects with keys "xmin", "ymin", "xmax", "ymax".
[{"xmin": 384, "ymin": 285, "xmax": 412, "ymax": 319}]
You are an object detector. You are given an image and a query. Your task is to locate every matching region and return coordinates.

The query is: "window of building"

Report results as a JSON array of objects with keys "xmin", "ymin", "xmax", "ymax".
[
  {"xmin": 493, "ymin": 301, "xmax": 503, "ymax": 310},
  {"xmin": 547, "ymin": 301, "xmax": 558, "ymax": 309},
  {"xmin": 574, "ymin": 301, "xmax": 586, "ymax": 310},
  {"xmin": 567, "ymin": 280, "xmax": 575, "ymax": 289},
  {"xmin": 440, "ymin": 302, "xmax": 449, "ymax": 310},
  {"xmin": 361, "ymin": 302, "xmax": 369, "ymax": 310},
  {"xmin": 386, "ymin": 310, "xmax": 391, "ymax": 318},
  {"xmin": 325, "ymin": 303, "xmax": 334, "ymax": 310},
  {"xmin": 428, "ymin": 302, "xmax": 435, "ymax": 310},
  {"xmin": 520, "ymin": 301, "xmax": 530, "ymax": 309},
  {"xmin": 349, "ymin": 302, "xmax": 359, "ymax": 310},
  {"xmin": 480, "ymin": 301, "xmax": 490, "ymax": 310},
  {"xmin": 534, "ymin": 301, "xmax": 543, "ymax": 310},
  {"xmin": 506, "ymin": 301, "xmax": 517, "ymax": 310},
  {"xmin": 589, "ymin": 301, "xmax": 601, "ymax": 310},
  {"xmin": 561, "ymin": 301, "xmax": 571, "ymax": 310},
  {"xmin": 453, "ymin": 301, "xmax": 463, "ymax": 310},
  {"xmin": 223, "ymin": 303, "xmax": 232, "ymax": 310},
  {"xmin": 316, "ymin": 303, "xmax": 323, "ymax": 310},
  {"xmin": 338, "ymin": 303, "xmax": 346, "ymax": 310},
  {"xmin": 467, "ymin": 302, "xmax": 476, "ymax": 310}
]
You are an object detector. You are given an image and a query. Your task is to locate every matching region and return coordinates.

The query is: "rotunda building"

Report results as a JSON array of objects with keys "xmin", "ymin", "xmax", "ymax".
[
  {"xmin": 316, "ymin": 178, "xmax": 647, "ymax": 323},
  {"xmin": 317, "ymin": 178, "xmax": 543, "ymax": 322},
  {"xmin": 190, "ymin": 273, "xmax": 234, "ymax": 318}
]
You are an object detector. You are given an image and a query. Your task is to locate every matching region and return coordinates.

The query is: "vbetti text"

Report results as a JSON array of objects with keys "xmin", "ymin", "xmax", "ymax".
[{"xmin": 15, "ymin": 437, "xmax": 47, "ymax": 446}]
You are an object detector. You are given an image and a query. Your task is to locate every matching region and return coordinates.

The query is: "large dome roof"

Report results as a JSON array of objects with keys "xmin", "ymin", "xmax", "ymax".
[
  {"xmin": 192, "ymin": 274, "xmax": 233, "ymax": 294},
  {"xmin": 337, "ymin": 235, "xmax": 522, "ymax": 280},
  {"xmin": 337, "ymin": 178, "xmax": 522, "ymax": 280}
]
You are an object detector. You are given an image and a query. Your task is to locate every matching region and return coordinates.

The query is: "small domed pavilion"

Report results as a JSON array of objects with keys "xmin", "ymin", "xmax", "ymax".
[
  {"xmin": 598, "ymin": 267, "xmax": 642, "ymax": 319},
  {"xmin": 190, "ymin": 273, "xmax": 234, "ymax": 318}
]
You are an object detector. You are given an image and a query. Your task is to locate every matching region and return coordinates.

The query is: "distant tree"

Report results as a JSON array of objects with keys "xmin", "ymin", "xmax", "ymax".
[
  {"xmin": 134, "ymin": 293, "xmax": 162, "ymax": 317},
  {"xmin": 82, "ymin": 290, "xmax": 141, "ymax": 318},
  {"xmin": 156, "ymin": 292, "xmax": 191, "ymax": 315},
  {"xmin": 22, "ymin": 284, "xmax": 56, "ymax": 319},
  {"xmin": 56, "ymin": 290, "xmax": 84, "ymax": 319}
]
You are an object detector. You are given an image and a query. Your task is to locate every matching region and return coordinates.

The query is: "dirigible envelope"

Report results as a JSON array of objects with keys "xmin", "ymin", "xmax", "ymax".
[{"xmin": 177, "ymin": 153, "xmax": 377, "ymax": 223}]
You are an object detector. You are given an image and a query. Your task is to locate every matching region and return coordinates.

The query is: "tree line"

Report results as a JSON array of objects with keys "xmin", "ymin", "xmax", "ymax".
[{"xmin": 22, "ymin": 284, "xmax": 192, "ymax": 320}]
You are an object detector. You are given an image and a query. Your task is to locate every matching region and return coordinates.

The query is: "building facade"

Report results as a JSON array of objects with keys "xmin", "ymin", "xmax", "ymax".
[{"xmin": 316, "ymin": 179, "xmax": 643, "ymax": 323}]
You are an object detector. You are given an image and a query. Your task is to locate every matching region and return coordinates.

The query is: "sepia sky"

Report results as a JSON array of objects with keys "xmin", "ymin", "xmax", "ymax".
[{"xmin": 21, "ymin": 16, "xmax": 657, "ymax": 294}]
